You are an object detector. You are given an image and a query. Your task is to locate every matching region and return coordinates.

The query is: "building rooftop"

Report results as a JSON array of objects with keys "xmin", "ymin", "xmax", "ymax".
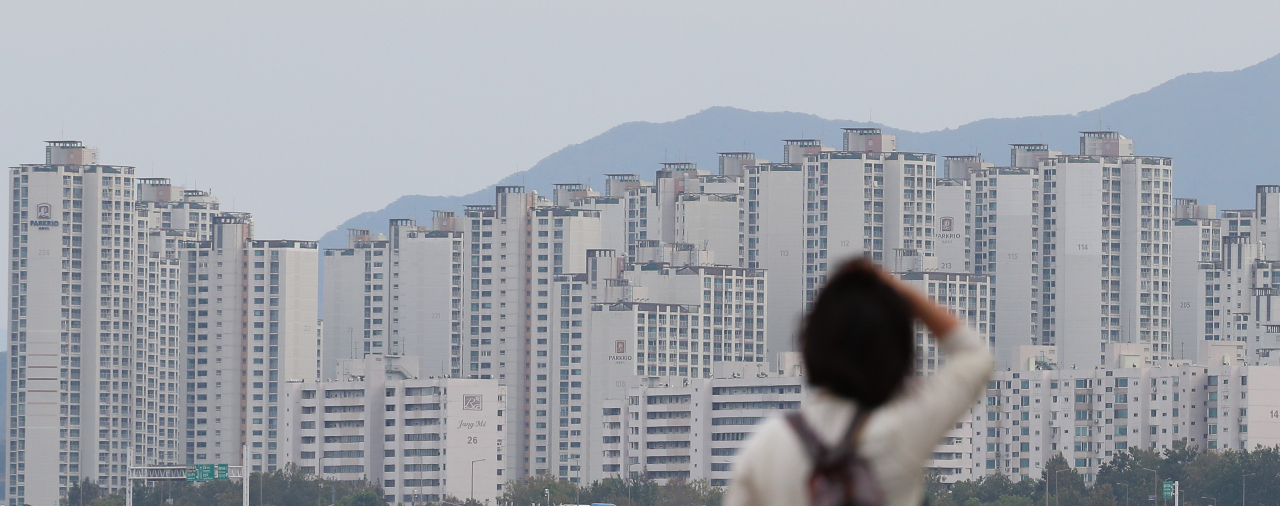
[{"xmin": 1080, "ymin": 131, "xmax": 1125, "ymax": 138}]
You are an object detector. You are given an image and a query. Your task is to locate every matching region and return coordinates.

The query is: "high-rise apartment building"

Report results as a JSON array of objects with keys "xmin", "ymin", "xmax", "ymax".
[
  {"xmin": 1255, "ymin": 185, "xmax": 1280, "ymax": 259},
  {"xmin": 321, "ymin": 220, "xmax": 463, "ymax": 380},
  {"xmin": 934, "ymin": 176, "xmax": 972, "ymax": 274},
  {"xmin": 451, "ymin": 187, "xmax": 605, "ymax": 478},
  {"xmin": 134, "ymin": 177, "xmax": 320, "ymax": 470},
  {"xmin": 898, "ymin": 271, "xmax": 990, "ymax": 376},
  {"xmin": 1040, "ymin": 132, "xmax": 1174, "ymax": 367},
  {"xmin": 971, "ymin": 161, "xmax": 1044, "ymax": 367},
  {"xmin": 619, "ymin": 163, "xmax": 744, "ymax": 268},
  {"xmin": 741, "ymin": 155, "xmax": 807, "ymax": 356},
  {"xmin": 9, "ymin": 142, "xmax": 179, "ymax": 505},
  {"xmin": 803, "ymin": 129, "xmax": 938, "ymax": 309},
  {"xmin": 8, "ymin": 140, "xmax": 321, "ymax": 506},
  {"xmin": 1171, "ymin": 199, "xmax": 1223, "ymax": 362}
]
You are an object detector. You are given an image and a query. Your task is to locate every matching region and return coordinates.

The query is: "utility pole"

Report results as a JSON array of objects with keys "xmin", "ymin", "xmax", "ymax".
[
  {"xmin": 1243, "ymin": 473, "xmax": 1255, "ymax": 506},
  {"xmin": 126, "ymin": 448, "xmax": 133, "ymax": 506},
  {"xmin": 1143, "ymin": 468, "xmax": 1159, "ymax": 506},
  {"xmin": 242, "ymin": 445, "xmax": 250, "ymax": 506},
  {"xmin": 471, "ymin": 458, "xmax": 486, "ymax": 502},
  {"xmin": 1055, "ymin": 469, "xmax": 1071, "ymax": 506}
]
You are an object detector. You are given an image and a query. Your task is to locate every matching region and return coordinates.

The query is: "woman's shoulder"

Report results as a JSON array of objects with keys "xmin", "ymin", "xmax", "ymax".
[
  {"xmin": 738, "ymin": 413, "xmax": 799, "ymax": 461},
  {"xmin": 746, "ymin": 414, "xmax": 793, "ymax": 446}
]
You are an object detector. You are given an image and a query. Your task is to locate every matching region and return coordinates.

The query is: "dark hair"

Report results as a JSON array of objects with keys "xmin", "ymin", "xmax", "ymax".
[{"xmin": 799, "ymin": 258, "xmax": 914, "ymax": 409}]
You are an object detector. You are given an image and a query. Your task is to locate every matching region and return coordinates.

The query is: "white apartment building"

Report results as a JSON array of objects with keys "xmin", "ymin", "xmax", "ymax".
[
  {"xmin": 448, "ymin": 187, "xmax": 606, "ymax": 478},
  {"xmin": 583, "ymin": 267, "xmax": 986, "ymax": 485},
  {"xmin": 972, "ymin": 164, "xmax": 1042, "ymax": 368},
  {"xmin": 9, "ymin": 140, "xmax": 322, "ymax": 506},
  {"xmin": 1040, "ymin": 132, "xmax": 1174, "ymax": 368},
  {"xmin": 572, "ymin": 188, "xmax": 629, "ymax": 259},
  {"xmin": 599, "ymin": 374, "xmax": 804, "ymax": 486},
  {"xmin": 1212, "ymin": 236, "xmax": 1280, "ymax": 365},
  {"xmin": 742, "ymin": 156, "xmax": 806, "ymax": 357},
  {"xmin": 802, "ymin": 129, "xmax": 939, "ymax": 312},
  {"xmin": 136, "ymin": 171, "xmax": 322, "ymax": 474},
  {"xmin": 975, "ymin": 365, "xmax": 1280, "ymax": 482},
  {"xmin": 897, "ymin": 271, "xmax": 991, "ymax": 376},
  {"xmin": 933, "ymin": 175, "xmax": 971, "ymax": 274},
  {"xmin": 180, "ymin": 231, "xmax": 319, "ymax": 470},
  {"xmin": 599, "ymin": 364, "xmax": 1280, "ymax": 488},
  {"xmin": 620, "ymin": 163, "xmax": 744, "ymax": 268},
  {"xmin": 321, "ymin": 220, "xmax": 463, "ymax": 380},
  {"xmin": 279, "ymin": 356, "xmax": 504, "ymax": 505},
  {"xmin": 519, "ymin": 251, "xmax": 769, "ymax": 482},
  {"xmin": 8, "ymin": 142, "xmax": 183, "ymax": 505},
  {"xmin": 135, "ymin": 176, "xmax": 325, "ymax": 471},
  {"xmin": 1171, "ymin": 199, "xmax": 1223, "ymax": 363},
  {"xmin": 1255, "ymin": 185, "xmax": 1280, "ymax": 260}
]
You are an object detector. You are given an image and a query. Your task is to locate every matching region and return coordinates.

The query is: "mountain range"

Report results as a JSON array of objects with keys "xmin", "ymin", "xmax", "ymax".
[{"xmin": 319, "ymin": 52, "xmax": 1280, "ymax": 250}]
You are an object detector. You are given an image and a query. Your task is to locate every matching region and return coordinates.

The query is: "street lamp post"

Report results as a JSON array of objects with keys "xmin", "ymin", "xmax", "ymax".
[
  {"xmin": 573, "ymin": 457, "xmax": 581, "ymax": 505},
  {"xmin": 1142, "ymin": 468, "xmax": 1160, "ymax": 506},
  {"xmin": 1055, "ymin": 469, "xmax": 1072, "ymax": 506},
  {"xmin": 1243, "ymin": 472, "xmax": 1255, "ymax": 506},
  {"xmin": 1202, "ymin": 497, "xmax": 1216, "ymax": 506},
  {"xmin": 470, "ymin": 458, "xmax": 486, "ymax": 502},
  {"xmin": 1117, "ymin": 483, "xmax": 1130, "ymax": 506}
]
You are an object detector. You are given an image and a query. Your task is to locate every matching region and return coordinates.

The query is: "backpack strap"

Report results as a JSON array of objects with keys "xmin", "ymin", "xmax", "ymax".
[
  {"xmin": 785, "ymin": 411, "xmax": 830, "ymax": 463},
  {"xmin": 839, "ymin": 408, "xmax": 873, "ymax": 451},
  {"xmin": 785, "ymin": 408, "xmax": 872, "ymax": 464}
]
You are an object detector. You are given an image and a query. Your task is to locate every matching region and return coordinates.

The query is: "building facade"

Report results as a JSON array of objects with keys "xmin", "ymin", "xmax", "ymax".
[
  {"xmin": 322, "ymin": 221, "xmax": 463, "ymax": 380},
  {"xmin": 1040, "ymin": 132, "xmax": 1174, "ymax": 368},
  {"xmin": 280, "ymin": 357, "xmax": 504, "ymax": 505},
  {"xmin": 8, "ymin": 142, "xmax": 180, "ymax": 505}
]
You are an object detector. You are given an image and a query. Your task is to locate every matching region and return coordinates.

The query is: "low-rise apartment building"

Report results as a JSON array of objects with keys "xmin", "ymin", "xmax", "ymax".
[
  {"xmin": 594, "ymin": 365, "xmax": 1280, "ymax": 487},
  {"xmin": 280, "ymin": 356, "xmax": 505, "ymax": 505}
]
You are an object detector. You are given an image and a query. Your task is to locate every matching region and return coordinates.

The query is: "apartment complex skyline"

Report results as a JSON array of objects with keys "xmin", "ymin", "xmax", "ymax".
[
  {"xmin": 8, "ymin": 142, "xmax": 319, "ymax": 506},
  {"xmin": 9, "ymin": 129, "xmax": 1280, "ymax": 505}
]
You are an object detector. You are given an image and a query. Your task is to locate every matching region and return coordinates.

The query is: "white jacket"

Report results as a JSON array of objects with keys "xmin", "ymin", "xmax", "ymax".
[{"xmin": 725, "ymin": 326, "xmax": 993, "ymax": 506}]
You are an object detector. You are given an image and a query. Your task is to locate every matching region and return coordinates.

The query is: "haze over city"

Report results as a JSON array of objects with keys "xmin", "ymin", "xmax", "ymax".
[
  {"xmin": 8, "ymin": 3, "xmax": 1280, "ymax": 506},
  {"xmin": 4, "ymin": 1, "xmax": 1280, "ymax": 239}
]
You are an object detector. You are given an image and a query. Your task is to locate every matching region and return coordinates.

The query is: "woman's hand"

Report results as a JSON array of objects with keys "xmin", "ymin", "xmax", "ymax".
[{"xmin": 865, "ymin": 260, "xmax": 962, "ymax": 339}]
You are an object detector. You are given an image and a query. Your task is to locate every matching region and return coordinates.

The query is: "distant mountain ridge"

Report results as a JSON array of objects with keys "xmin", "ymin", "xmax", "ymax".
[{"xmin": 320, "ymin": 52, "xmax": 1280, "ymax": 249}]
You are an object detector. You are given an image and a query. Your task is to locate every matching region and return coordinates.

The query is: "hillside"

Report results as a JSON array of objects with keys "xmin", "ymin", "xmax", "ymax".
[{"xmin": 320, "ymin": 53, "xmax": 1280, "ymax": 249}]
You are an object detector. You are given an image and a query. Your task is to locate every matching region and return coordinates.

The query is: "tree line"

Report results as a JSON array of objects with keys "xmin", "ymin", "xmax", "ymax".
[
  {"xmin": 498, "ymin": 474, "xmax": 723, "ymax": 506},
  {"xmin": 928, "ymin": 442, "xmax": 1280, "ymax": 506},
  {"xmin": 54, "ymin": 466, "xmax": 723, "ymax": 506},
  {"xmin": 60, "ymin": 466, "xmax": 384, "ymax": 506},
  {"xmin": 57, "ymin": 443, "xmax": 1280, "ymax": 506}
]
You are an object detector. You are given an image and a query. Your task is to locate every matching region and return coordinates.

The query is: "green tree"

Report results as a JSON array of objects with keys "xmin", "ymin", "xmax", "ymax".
[
  {"xmin": 990, "ymin": 496, "xmax": 1036, "ymax": 506},
  {"xmin": 62, "ymin": 479, "xmax": 103, "ymax": 506},
  {"xmin": 498, "ymin": 474, "xmax": 581, "ymax": 506},
  {"xmin": 437, "ymin": 496, "xmax": 485, "ymax": 506},
  {"xmin": 337, "ymin": 491, "xmax": 383, "ymax": 506}
]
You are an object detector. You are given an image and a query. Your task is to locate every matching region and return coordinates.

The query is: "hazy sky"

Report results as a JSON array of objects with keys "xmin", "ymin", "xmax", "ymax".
[{"xmin": 3, "ymin": 1, "xmax": 1279, "ymax": 239}]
